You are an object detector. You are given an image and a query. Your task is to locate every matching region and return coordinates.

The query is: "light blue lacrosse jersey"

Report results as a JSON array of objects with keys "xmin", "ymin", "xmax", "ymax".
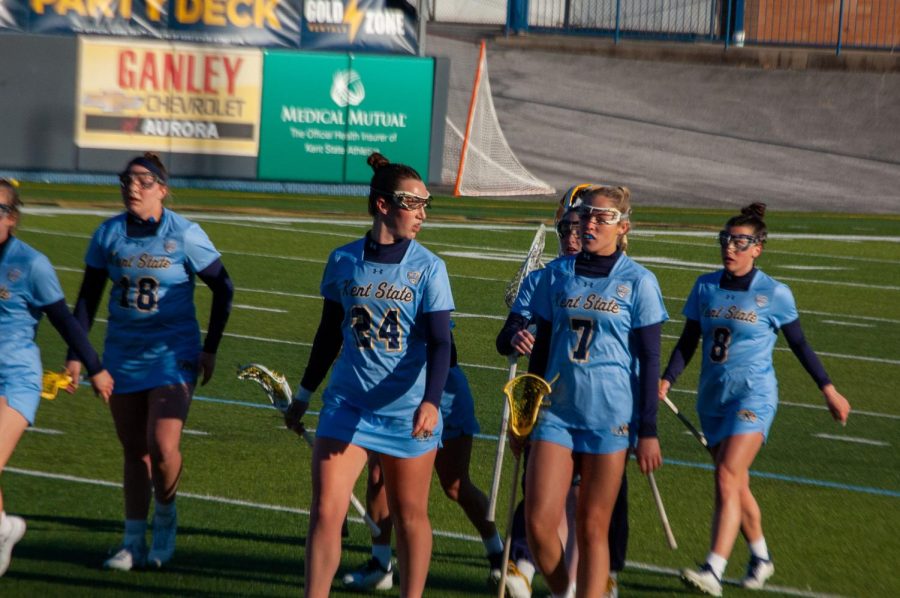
[
  {"xmin": 510, "ymin": 269, "xmax": 544, "ymax": 320},
  {"xmin": 0, "ymin": 237, "xmax": 64, "ymax": 372},
  {"xmin": 684, "ymin": 269, "xmax": 798, "ymax": 414},
  {"xmin": 320, "ymin": 238, "xmax": 455, "ymax": 418},
  {"xmin": 531, "ymin": 254, "xmax": 668, "ymax": 430},
  {"xmin": 84, "ymin": 209, "xmax": 220, "ymax": 392}
]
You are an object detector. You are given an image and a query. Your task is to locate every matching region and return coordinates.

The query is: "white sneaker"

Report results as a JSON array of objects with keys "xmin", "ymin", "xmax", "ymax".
[
  {"xmin": 147, "ymin": 512, "xmax": 177, "ymax": 569},
  {"xmin": 504, "ymin": 560, "xmax": 533, "ymax": 598},
  {"xmin": 104, "ymin": 541, "xmax": 147, "ymax": 571},
  {"xmin": 742, "ymin": 557, "xmax": 775, "ymax": 589},
  {"xmin": 341, "ymin": 557, "xmax": 393, "ymax": 591},
  {"xmin": 681, "ymin": 565, "xmax": 723, "ymax": 597},
  {"xmin": 0, "ymin": 515, "xmax": 26, "ymax": 576}
]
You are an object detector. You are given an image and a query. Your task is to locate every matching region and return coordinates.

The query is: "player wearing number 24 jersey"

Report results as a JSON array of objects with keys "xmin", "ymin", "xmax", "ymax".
[{"xmin": 319, "ymin": 235, "xmax": 453, "ymax": 427}]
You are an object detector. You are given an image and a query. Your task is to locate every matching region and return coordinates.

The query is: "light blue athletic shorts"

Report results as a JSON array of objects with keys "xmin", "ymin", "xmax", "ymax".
[
  {"xmin": 1, "ymin": 363, "xmax": 42, "ymax": 425},
  {"xmin": 530, "ymin": 411, "xmax": 631, "ymax": 455},
  {"xmin": 316, "ymin": 397, "xmax": 442, "ymax": 459},
  {"xmin": 699, "ymin": 400, "xmax": 777, "ymax": 447}
]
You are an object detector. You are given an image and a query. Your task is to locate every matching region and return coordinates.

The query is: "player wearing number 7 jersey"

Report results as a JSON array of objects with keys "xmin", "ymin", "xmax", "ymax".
[
  {"xmin": 67, "ymin": 153, "xmax": 234, "ymax": 572},
  {"xmin": 283, "ymin": 152, "xmax": 452, "ymax": 598},
  {"xmin": 660, "ymin": 203, "xmax": 850, "ymax": 596}
]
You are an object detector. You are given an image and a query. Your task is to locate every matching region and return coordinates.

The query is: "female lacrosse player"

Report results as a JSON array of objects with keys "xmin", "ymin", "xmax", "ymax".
[
  {"xmin": 659, "ymin": 203, "xmax": 850, "ymax": 596},
  {"xmin": 526, "ymin": 185, "xmax": 666, "ymax": 597},
  {"xmin": 284, "ymin": 152, "xmax": 452, "ymax": 598},
  {"xmin": 66, "ymin": 153, "xmax": 234, "ymax": 571},
  {"xmin": 341, "ymin": 340, "xmax": 504, "ymax": 592},
  {"xmin": 0, "ymin": 179, "xmax": 113, "ymax": 576}
]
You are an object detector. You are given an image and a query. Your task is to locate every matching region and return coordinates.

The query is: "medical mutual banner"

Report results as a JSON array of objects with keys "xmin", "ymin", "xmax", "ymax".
[
  {"xmin": 75, "ymin": 38, "xmax": 263, "ymax": 156},
  {"xmin": 257, "ymin": 51, "xmax": 433, "ymax": 183}
]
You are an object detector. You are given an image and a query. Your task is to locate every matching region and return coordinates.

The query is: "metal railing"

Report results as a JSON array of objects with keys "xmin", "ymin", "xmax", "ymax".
[{"xmin": 429, "ymin": 0, "xmax": 899, "ymax": 54}]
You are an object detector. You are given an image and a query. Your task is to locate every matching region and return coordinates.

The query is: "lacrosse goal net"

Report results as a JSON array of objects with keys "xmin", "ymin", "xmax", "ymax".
[{"xmin": 442, "ymin": 41, "xmax": 554, "ymax": 197}]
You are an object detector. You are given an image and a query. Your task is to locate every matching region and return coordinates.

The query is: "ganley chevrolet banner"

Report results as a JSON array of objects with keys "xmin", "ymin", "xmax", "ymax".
[
  {"xmin": 75, "ymin": 38, "xmax": 263, "ymax": 156},
  {"xmin": 8, "ymin": 0, "xmax": 303, "ymax": 47},
  {"xmin": 258, "ymin": 51, "xmax": 433, "ymax": 183},
  {"xmin": 302, "ymin": 0, "xmax": 419, "ymax": 54}
]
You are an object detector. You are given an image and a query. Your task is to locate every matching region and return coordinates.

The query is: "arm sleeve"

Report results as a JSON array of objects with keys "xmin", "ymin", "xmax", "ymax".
[
  {"xmin": 299, "ymin": 299, "xmax": 345, "ymax": 393},
  {"xmin": 662, "ymin": 318, "xmax": 702, "ymax": 384},
  {"xmin": 44, "ymin": 299, "xmax": 103, "ymax": 376},
  {"xmin": 527, "ymin": 316, "xmax": 552, "ymax": 379},
  {"xmin": 422, "ymin": 310, "xmax": 452, "ymax": 409},
  {"xmin": 634, "ymin": 322, "xmax": 663, "ymax": 438},
  {"xmin": 781, "ymin": 319, "xmax": 832, "ymax": 389},
  {"xmin": 196, "ymin": 259, "xmax": 234, "ymax": 354},
  {"xmin": 66, "ymin": 265, "xmax": 108, "ymax": 362},
  {"xmin": 495, "ymin": 312, "xmax": 530, "ymax": 356}
]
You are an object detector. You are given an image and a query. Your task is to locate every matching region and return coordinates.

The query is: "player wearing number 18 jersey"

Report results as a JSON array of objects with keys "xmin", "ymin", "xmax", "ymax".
[
  {"xmin": 67, "ymin": 153, "xmax": 234, "ymax": 572},
  {"xmin": 660, "ymin": 203, "xmax": 850, "ymax": 596}
]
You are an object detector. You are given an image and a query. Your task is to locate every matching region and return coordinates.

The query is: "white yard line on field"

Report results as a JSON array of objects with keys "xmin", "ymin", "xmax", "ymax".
[
  {"xmin": 813, "ymin": 433, "xmax": 889, "ymax": 447},
  {"xmin": 234, "ymin": 304, "xmax": 288, "ymax": 314},
  {"xmin": 3, "ymin": 466, "xmax": 850, "ymax": 598},
  {"xmin": 182, "ymin": 429, "xmax": 210, "ymax": 436},
  {"xmin": 820, "ymin": 319, "xmax": 874, "ymax": 328},
  {"xmin": 669, "ymin": 389, "xmax": 900, "ymax": 421},
  {"xmin": 25, "ymin": 427, "xmax": 63, "ymax": 435}
]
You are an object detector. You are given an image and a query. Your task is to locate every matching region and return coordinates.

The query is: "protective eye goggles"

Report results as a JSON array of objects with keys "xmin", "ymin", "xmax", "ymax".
[
  {"xmin": 556, "ymin": 220, "xmax": 581, "ymax": 238},
  {"xmin": 0, "ymin": 203, "xmax": 13, "ymax": 216},
  {"xmin": 718, "ymin": 231, "xmax": 760, "ymax": 251},
  {"xmin": 119, "ymin": 172, "xmax": 162, "ymax": 190},
  {"xmin": 377, "ymin": 189, "xmax": 432, "ymax": 211},
  {"xmin": 577, "ymin": 204, "xmax": 626, "ymax": 226}
]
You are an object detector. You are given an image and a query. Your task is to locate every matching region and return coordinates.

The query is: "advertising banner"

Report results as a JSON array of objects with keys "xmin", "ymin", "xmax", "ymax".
[
  {"xmin": 75, "ymin": 38, "xmax": 263, "ymax": 156},
  {"xmin": 258, "ymin": 50, "xmax": 433, "ymax": 183},
  {"xmin": 301, "ymin": 0, "xmax": 419, "ymax": 54},
  {"xmin": 18, "ymin": 0, "xmax": 302, "ymax": 47}
]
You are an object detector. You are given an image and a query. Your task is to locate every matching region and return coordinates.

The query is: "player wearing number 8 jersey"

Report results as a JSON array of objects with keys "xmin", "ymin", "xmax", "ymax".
[
  {"xmin": 660, "ymin": 203, "xmax": 850, "ymax": 596},
  {"xmin": 284, "ymin": 152, "xmax": 452, "ymax": 598},
  {"xmin": 67, "ymin": 153, "xmax": 234, "ymax": 572}
]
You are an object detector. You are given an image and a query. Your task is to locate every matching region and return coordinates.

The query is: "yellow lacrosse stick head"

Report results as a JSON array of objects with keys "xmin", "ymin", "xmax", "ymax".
[
  {"xmin": 503, "ymin": 373, "xmax": 552, "ymax": 440},
  {"xmin": 41, "ymin": 370, "xmax": 73, "ymax": 400}
]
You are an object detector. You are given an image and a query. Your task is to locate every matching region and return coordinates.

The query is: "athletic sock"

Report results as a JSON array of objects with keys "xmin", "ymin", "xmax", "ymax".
[
  {"xmin": 483, "ymin": 532, "xmax": 503, "ymax": 556},
  {"xmin": 154, "ymin": 500, "xmax": 176, "ymax": 525},
  {"xmin": 515, "ymin": 558, "xmax": 536, "ymax": 583},
  {"xmin": 706, "ymin": 552, "xmax": 728, "ymax": 579},
  {"xmin": 749, "ymin": 537, "xmax": 770, "ymax": 561},
  {"xmin": 371, "ymin": 543, "xmax": 392, "ymax": 570},
  {"xmin": 124, "ymin": 519, "xmax": 148, "ymax": 546}
]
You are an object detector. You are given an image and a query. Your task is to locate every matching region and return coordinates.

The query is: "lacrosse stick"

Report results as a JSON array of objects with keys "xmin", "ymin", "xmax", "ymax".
[
  {"xmin": 497, "ymin": 373, "xmax": 552, "ymax": 598},
  {"xmin": 41, "ymin": 370, "xmax": 73, "ymax": 400},
  {"xmin": 647, "ymin": 472, "xmax": 677, "ymax": 550},
  {"xmin": 488, "ymin": 224, "xmax": 546, "ymax": 522},
  {"xmin": 236, "ymin": 363, "xmax": 380, "ymax": 536},
  {"xmin": 662, "ymin": 395, "xmax": 710, "ymax": 453}
]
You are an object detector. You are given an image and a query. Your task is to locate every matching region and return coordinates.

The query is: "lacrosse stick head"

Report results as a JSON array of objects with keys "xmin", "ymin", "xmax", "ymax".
[
  {"xmin": 40, "ymin": 370, "xmax": 73, "ymax": 400},
  {"xmin": 503, "ymin": 373, "xmax": 552, "ymax": 440},
  {"xmin": 236, "ymin": 363, "xmax": 293, "ymax": 412},
  {"xmin": 504, "ymin": 224, "xmax": 546, "ymax": 308}
]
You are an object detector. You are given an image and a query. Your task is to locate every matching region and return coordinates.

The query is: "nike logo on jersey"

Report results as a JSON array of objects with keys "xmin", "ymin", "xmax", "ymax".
[{"xmin": 703, "ymin": 305, "xmax": 758, "ymax": 323}]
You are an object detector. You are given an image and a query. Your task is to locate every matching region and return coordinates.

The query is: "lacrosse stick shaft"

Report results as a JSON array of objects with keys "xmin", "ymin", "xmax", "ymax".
[
  {"xmin": 497, "ymin": 453, "xmax": 522, "ymax": 598},
  {"xmin": 299, "ymin": 429, "xmax": 381, "ymax": 536},
  {"xmin": 488, "ymin": 355, "xmax": 518, "ymax": 521},
  {"xmin": 647, "ymin": 471, "xmax": 677, "ymax": 550},
  {"xmin": 662, "ymin": 395, "xmax": 710, "ymax": 451}
]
